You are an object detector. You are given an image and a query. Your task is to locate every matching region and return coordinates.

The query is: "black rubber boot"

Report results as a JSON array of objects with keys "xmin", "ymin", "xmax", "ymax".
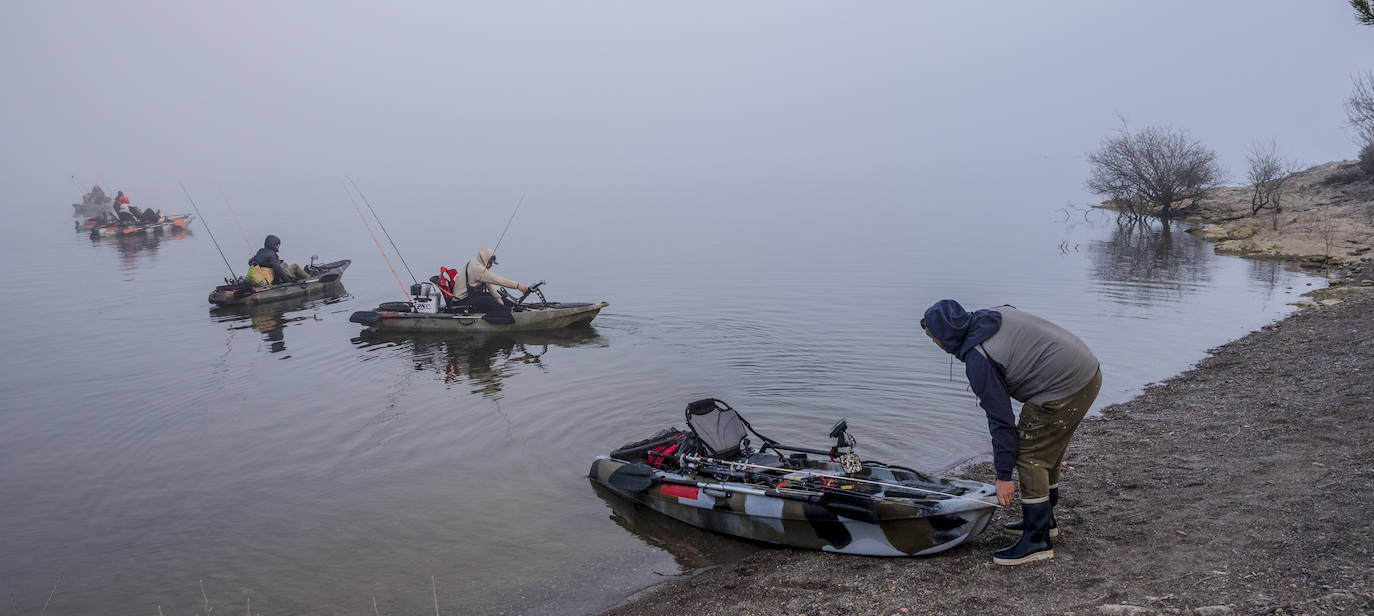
[
  {"xmin": 1003, "ymin": 487, "xmax": 1059, "ymax": 538},
  {"xmin": 993, "ymin": 501, "xmax": 1054, "ymax": 565}
]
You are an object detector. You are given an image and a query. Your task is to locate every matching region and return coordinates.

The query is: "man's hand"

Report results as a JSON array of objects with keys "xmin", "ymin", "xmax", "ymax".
[
  {"xmin": 517, "ymin": 284, "xmax": 529, "ymax": 293},
  {"xmin": 995, "ymin": 480, "xmax": 1015, "ymax": 506}
]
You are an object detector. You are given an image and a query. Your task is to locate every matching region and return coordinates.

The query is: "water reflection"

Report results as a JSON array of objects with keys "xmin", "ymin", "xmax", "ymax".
[
  {"xmin": 589, "ymin": 482, "xmax": 755, "ymax": 572},
  {"xmin": 354, "ymin": 328, "xmax": 606, "ymax": 399},
  {"xmin": 87, "ymin": 227, "xmax": 193, "ymax": 271},
  {"xmin": 1088, "ymin": 219, "xmax": 1214, "ymax": 307},
  {"xmin": 210, "ymin": 284, "xmax": 351, "ymax": 355}
]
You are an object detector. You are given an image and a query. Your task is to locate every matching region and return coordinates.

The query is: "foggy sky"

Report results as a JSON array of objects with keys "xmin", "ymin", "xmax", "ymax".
[{"xmin": 2, "ymin": 2, "xmax": 1370, "ymax": 232}]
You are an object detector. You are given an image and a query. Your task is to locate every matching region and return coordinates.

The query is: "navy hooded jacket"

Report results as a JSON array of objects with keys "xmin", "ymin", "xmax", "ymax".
[
  {"xmin": 922, "ymin": 299, "xmax": 1017, "ymax": 481},
  {"xmin": 248, "ymin": 235, "xmax": 286, "ymax": 282}
]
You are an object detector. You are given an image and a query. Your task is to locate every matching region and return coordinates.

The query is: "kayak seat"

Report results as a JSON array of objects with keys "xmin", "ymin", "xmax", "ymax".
[{"xmin": 685, "ymin": 398, "xmax": 749, "ymax": 459}]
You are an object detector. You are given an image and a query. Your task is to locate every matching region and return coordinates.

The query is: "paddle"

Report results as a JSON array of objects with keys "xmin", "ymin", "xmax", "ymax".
[
  {"xmin": 606, "ymin": 461, "xmax": 881, "ymax": 522},
  {"xmin": 607, "ymin": 463, "xmax": 658, "ymax": 492},
  {"xmin": 349, "ymin": 311, "xmax": 381, "ymax": 326}
]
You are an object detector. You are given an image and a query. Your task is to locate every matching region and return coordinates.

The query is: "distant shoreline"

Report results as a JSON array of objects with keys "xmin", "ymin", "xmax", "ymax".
[{"xmin": 1094, "ymin": 160, "xmax": 1374, "ymax": 273}]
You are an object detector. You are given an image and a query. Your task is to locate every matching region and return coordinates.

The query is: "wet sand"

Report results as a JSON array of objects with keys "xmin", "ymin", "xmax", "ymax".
[{"xmin": 603, "ymin": 286, "xmax": 1374, "ymax": 615}]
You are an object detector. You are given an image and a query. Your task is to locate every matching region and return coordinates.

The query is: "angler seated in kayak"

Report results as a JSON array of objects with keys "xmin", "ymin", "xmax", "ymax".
[
  {"xmin": 246, "ymin": 234, "xmax": 308, "ymax": 287},
  {"xmin": 127, "ymin": 205, "xmax": 165, "ymax": 224},
  {"xmin": 445, "ymin": 247, "xmax": 531, "ymax": 313}
]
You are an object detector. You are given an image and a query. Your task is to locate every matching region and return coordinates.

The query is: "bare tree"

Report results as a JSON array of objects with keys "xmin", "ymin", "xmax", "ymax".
[
  {"xmin": 1245, "ymin": 140, "xmax": 1296, "ymax": 228},
  {"xmin": 1086, "ymin": 122, "xmax": 1224, "ymax": 220},
  {"xmin": 1312, "ymin": 210, "xmax": 1341, "ymax": 265},
  {"xmin": 1347, "ymin": 72, "xmax": 1374, "ymax": 147}
]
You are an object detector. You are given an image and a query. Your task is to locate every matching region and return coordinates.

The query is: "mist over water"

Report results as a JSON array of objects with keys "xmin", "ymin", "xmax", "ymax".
[{"xmin": 0, "ymin": 2, "xmax": 1364, "ymax": 614}]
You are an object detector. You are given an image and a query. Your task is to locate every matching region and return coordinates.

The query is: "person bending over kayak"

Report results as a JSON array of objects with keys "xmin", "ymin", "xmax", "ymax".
[
  {"xmin": 920, "ymin": 299, "xmax": 1101, "ymax": 566},
  {"xmin": 452, "ymin": 247, "xmax": 529, "ymax": 313},
  {"xmin": 247, "ymin": 235, "xmax": 308, "ymax": 285}
]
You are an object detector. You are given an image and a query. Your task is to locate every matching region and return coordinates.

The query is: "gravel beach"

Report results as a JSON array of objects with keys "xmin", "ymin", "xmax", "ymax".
[{"xmin": 603, "ymin": 285, "xmax": 1374, "ymax": 616}]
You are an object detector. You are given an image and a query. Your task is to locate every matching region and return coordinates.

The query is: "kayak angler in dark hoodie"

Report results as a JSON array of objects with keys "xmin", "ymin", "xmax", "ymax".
[
  {"xmin": 921, "ymin": 300, "xmax": 1101, "ymax": 565},
  {"xmin": 248, "ymin": 235, "xmax": 308, "ymax": 284}
]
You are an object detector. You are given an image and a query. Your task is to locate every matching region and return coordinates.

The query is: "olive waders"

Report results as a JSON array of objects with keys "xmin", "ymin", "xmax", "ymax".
[{"xmin": 994, "ymin": 369, "xmax": 1101, "ymax": 565}]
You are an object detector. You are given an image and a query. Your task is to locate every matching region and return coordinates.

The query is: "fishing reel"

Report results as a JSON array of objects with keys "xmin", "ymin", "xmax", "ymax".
[{"xmin": 828, "ymin": 419, "xmax": 862, "ymax": 475}]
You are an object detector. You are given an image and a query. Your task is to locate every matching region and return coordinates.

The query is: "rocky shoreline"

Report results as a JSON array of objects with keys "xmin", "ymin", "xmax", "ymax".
[
  {"xmin": 601, "ymin": 169, "xmax": 1374, "ymax": 616},
  {"xmin": 1183, "ymin": 160, "xmax": 1373, "ymax": 271},
  {"xmin": 603, "ymin": 287, "xmax": 1373, "ymax": 616}
]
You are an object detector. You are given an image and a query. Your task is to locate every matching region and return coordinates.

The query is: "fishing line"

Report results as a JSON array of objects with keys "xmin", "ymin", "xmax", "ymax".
[
  {"xmin": 345, "ymin": 181, "xmax": 413, "ymax": 306},
  {"xmin": 680, "ymin": 454, "xmax": 998, "ymax": 506},
  {"xmin": 215, "ymin": 183, "xmax": 255, "ymax": 252},
  {"xmin": 179, "ymin": 182, "xmax": 238, "ymax": 280},
  {"xmin": 492, "ymin": 191, "xmax": 526, "ymax": 253},
  {"xmin": 346, "ymin": 175, "xmax": 417, "ymax": 284}
]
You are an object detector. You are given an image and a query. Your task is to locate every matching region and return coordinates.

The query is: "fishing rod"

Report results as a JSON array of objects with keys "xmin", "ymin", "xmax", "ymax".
[
  {"xmin": 70, "ymin": 175, "xmax": 86, "ymax": 193},
  {"xmin": 179, "ymin": 182, "xmax": 238, "ymax": 281},
  {"xmin": 215, "ymin": 182, "xmax": 255, "ymax": 252},
  {"xmin": 492, "ymin": 191, "xmax": 526, "ymax": 253},
  {"xmin": 344, "ymin": 181, "xmax": 413, "ymax": 306},
  {"xmin": 346, "ymin": 176, "xmax": 416, "ymax": 285},
  {"xmin": 679, "ymin": 453, "xmax": 998, "ymax": 506}
]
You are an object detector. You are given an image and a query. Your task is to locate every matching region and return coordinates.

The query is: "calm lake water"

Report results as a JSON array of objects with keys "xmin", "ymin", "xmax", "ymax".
[{"xmin": 0, "ymin": 192, "xmax": 1321, "ymax": 615}]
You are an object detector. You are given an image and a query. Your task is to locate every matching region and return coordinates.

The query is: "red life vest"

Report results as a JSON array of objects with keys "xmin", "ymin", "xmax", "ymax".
[{"xmin": 438, "ymin": 267, "xmax": 458, "ymax": 298}]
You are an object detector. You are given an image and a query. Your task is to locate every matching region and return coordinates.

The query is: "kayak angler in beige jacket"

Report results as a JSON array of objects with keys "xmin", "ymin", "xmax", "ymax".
[{"xmin": 454, "ymin": 247, "xmax": 529, "ymax": 312}]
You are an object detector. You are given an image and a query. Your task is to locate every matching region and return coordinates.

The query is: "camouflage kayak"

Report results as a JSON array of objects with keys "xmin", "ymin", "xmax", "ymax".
[
  {"xmin": 350, "ymin": 301, "xmax": 607, "ymax": 333},
  {"xmin": 208, "ymin": 259, "xmax": 351, "ymax": 306},
  {"xmin": 588, "ymin": 399, "xmax": 999, "ymax": 557}
]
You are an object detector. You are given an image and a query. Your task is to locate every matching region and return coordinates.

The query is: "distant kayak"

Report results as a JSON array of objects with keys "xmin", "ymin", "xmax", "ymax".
[
  {"xmin": 88, "ymin": 214, "xmax": 194, "ymax": 237},
  {"xmin": 208, "ymin": 259, "xmax": 351, "ymax": 306},
  {"xmin": 72, "ymin": 200, "xmax": 112, "ymax": 219}
]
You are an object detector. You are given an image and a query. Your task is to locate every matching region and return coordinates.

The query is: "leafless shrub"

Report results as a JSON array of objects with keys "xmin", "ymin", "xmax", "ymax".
[
  {"xmin": 1246, "ymin": 140, "xmax": 1297, "ymax": 229},
  {"xmin": 1346, "ymin": 72, "xmax": 1374, "ymax": 171},
  {"xmin": 1086, "ymin": 121, "xmax": 1224, "ymax": 220},
  {"xmin": 1310, "ymin": 210, "xmax": 1341, "ymax": 263},
  {"xmin": 1360, "ymin": 141, "xmax": 1374, "ymax": 178}
]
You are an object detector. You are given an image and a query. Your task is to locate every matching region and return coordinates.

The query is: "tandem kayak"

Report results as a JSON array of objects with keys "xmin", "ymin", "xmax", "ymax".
[
  {"xmin": 589, "ymin": 399, "xmax": 998, "ymax": 557},
  {"xmin": 88, "ymin": 214, "xmax": 194, "ymax": 237},
  {"xmin": 208, "ymin": 259, "xmax": 351, "ymax": 306}
]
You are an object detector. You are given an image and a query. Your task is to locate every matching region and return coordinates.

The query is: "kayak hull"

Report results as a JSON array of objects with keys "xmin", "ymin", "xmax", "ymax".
[
  {"xmin": 588, "ymin": 455, "xmax": 997, "ymax": 557},
  {"xmin": 352, "ymin": 301, "xmax": 607, "ymax": 333},
  {"xmin": 89, "ymin": 214, "xmax": 194, "ymax": 237},
  {"xmin": 208, "ymin": 260, "xmax": 351, "ymax": 306}
]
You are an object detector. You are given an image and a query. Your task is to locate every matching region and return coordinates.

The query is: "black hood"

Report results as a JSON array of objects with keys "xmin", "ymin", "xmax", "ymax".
[{"xmin": 264, "ymin": 234, "xmax": 280, "ymax": 250}]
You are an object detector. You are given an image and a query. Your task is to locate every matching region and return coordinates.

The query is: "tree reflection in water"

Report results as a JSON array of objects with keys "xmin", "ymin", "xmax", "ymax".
[{"xmin": 1089, "ymin": 219, "xmax": 1214, "ymax": 307}]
